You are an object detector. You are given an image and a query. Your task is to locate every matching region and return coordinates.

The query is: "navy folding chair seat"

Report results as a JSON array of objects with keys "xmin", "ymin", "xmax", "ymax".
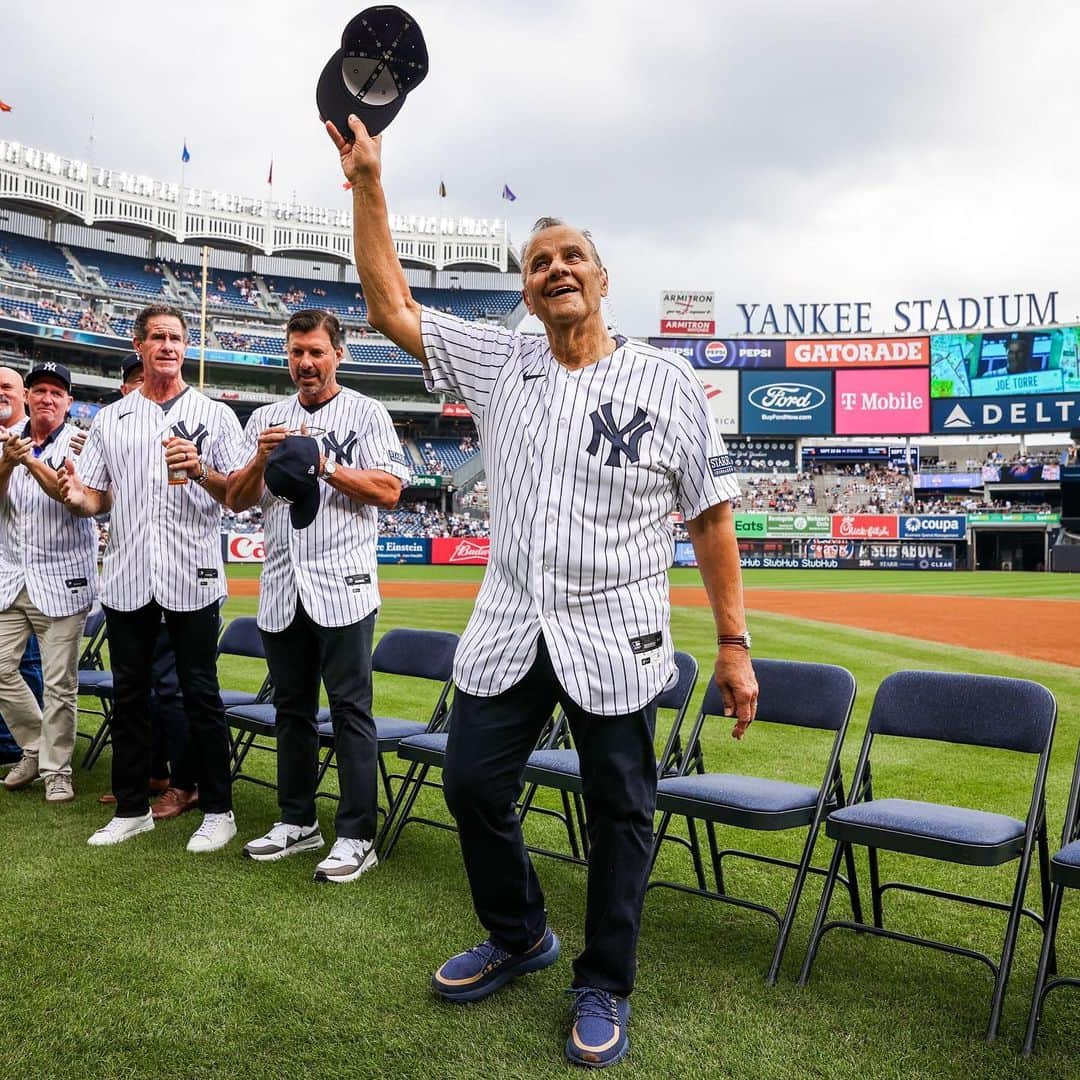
[
  {"xmin": 798, "ymin": 670, "xmax": 1057, "ymax": 1043},
  {"xmin": 515, "ymin": 651, "xmax": 699, "ymax": 866},
  {"xmin": 1023, "ymin": 742, "xmax": 1080, "ymax": 1055},
  {"xmin": 647, "ymin": 657, "xmax": 857, "ymax": 984}
]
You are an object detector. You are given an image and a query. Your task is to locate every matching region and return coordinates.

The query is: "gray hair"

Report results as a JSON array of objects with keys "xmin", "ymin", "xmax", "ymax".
[{"xmin": 520, "ymin": 217, "xmax": 603, "ymax": 279}]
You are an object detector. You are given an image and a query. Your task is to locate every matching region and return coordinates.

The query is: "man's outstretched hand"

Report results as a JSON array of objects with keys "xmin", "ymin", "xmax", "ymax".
[{"xmin": 326, "ymin": 115, "xmax": 382, "ymax": 187}]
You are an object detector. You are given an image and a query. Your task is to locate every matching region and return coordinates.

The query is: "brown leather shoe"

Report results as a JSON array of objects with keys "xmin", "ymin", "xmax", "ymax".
[
  {"xmin": 99, "ymin": 777, "xmax": 170, "ymax": 805},
  {"xmin": 152, "ymin": 787, "xmax": 199, "ymax": 820}
]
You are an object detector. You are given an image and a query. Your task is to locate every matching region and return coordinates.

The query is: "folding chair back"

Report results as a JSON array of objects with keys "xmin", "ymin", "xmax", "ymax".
[
  {"xmin": 798, "ymin": 668, "xmax": 1057, "ymax": 1043},
  {"xmin": 372, "ymin": 627, "xmax": 458, "ymax": 683},
  {"xmin": 216, "ymin": 616, "xmax": 268, "ymax": 661}
]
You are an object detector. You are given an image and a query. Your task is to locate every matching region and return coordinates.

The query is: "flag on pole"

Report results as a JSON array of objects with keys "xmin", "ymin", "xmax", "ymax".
[
  {"xmin": 501, "ymin": 183, "xmax": 517, "ymax": 202},
  {"xmin": 438, "ymin": 180, "xmax": 447, "ymax": 198},
  {"xmin": 0, "ymin": 100, "xmax": 12, "ymax": 113},
  {"xmin": 181, "ymin": 141, "xmax": 191, "ymax": 164},
  {"xmin": 267, "ymin": 159, "xmax": 274, "ymax": 185}
]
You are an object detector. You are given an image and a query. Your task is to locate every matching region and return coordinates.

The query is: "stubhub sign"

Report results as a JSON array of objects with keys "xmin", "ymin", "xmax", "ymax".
[
  {"xmin": 740, "ymin": 370, "xmax": 833, "ymax": 434},
  {"xmin": 932, "ymin": 394, "xmax": 1080, "ymax": 434}
]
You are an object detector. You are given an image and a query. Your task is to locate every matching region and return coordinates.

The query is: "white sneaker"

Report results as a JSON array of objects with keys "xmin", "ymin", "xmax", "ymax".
[
  {"xmin": 44, "ymin": 773, "xmax": 75, "ymax": 803},
  {"xmin": 242, "ymin": 821, "xmax": 324, "ymax": 862},
  {"xmin": 3, "ymin": 751, "xmax": 39, "ymax": 791},
  {"xmin": 88, "ymin": 811, "xmax": 154, "ymax": 846},
  {"xmin": 314, "ymin": 837, "xmax": 377, "ymax": 884},
  {"xmin": 187, "ymin": 810, "xmax": 237, "ymax": 853}
]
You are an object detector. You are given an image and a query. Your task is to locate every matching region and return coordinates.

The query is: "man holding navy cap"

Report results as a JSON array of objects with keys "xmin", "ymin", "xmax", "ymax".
[
  {"xmin": 228, "ymin": 308, "xmax": 409, "ymax": 883},
  {"xmin": 0, "ymin": 360, "xmax": 97, "ymax": 803}
]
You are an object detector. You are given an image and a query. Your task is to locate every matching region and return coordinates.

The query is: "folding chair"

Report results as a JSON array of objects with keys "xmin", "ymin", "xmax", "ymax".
[
  {"xmin": 515, "ymin": 650, "xmax": 699, "ymax": 866},
  {"xmin": 1023, "ymin": 738, "xmax": 1080, "ymax": 1055},
  {"xmin": 77, "ymin": 609, "xmax": 115, "ymax": 768},
  {"xmin": 646, "ymin": 658, "xmax": 857, "ymax": 984},
  {"xmin": 797, "ymin": 670, "xmax": 1057, "ymax": 1043},
  {"xmin": 229, "ymin": 627, "xmax": 458, "ymax": 811}
]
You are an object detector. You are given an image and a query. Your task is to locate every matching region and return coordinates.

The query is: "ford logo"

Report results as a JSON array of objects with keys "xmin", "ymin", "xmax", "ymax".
[{"xmin": 747, "ymin": 382, "xmax": 827, "ymax": 412}]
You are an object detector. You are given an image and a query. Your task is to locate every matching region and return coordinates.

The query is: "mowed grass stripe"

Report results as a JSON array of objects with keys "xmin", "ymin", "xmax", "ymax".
[{"xmin": 6, "ymin": 588, "xmax": 1079, "ymax": 1078}]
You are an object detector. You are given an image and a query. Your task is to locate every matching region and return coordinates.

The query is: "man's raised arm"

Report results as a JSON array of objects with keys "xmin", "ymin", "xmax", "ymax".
[{"xmin": 326, "ymin": 116, "xmax": 424, "ymax": 363}]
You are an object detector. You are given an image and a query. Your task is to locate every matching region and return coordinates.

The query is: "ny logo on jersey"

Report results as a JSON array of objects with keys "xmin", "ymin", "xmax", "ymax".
[
  {"xmin": 585, "ymin": 403, "xmax": 653, "ymax": 468},
  {"xmin": 171, "ymin": 420, "xmax": 209, "ymax": 455},
  {"xmin": 322, "ymin": 430, "xmax": 358, "ymax": 466}
]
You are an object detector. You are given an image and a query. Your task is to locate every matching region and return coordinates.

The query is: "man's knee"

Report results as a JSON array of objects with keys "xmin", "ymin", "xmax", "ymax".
[{"xmin": 444, "ymin": 758, "xmax": 510, "ymax": 819}]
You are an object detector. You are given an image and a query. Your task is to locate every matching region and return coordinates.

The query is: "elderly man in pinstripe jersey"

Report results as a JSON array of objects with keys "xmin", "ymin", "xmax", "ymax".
[
  {"xmin": 329, "ymin": 116, "xmax": 758, "ymax": 1068},
  {"xmin": 0, "ymin": 362, "xmax": 96, "ymax": 803}
]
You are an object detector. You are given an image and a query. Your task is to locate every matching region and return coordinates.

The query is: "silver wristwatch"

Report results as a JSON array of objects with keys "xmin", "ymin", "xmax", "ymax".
[{"xmin": 321, "ymin": 459, "xmax": 337, "ymax": 479}]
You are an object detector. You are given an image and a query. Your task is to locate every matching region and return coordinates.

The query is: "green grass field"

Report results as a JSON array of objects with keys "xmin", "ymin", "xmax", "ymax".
[{"xmin": 5, "ymin": 567, "xmax": 1080, "ymax": 1078}]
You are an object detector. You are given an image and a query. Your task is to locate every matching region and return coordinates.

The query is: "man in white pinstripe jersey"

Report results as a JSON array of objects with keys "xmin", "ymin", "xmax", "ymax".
[
  {"xmin": 328, "ymin": 116, "xmax": 758, "ymax": 1068},
  {"xmin": 228, "ymin": 308, "xmax": 409, "ymax": 882},
  {"xmin": 0, "ymin": 362, "xmax": 96, "ymax": 803},
  {"xmin": 57, "ymin": 304, "xmax": 246, "ymax": 852}
]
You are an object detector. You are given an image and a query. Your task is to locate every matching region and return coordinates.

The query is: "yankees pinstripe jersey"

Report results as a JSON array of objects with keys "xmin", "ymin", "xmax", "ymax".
[
  {"xmin": 77, "ymin": 387, "xmax": 245, "ymax": 612},
  {"xmin": 421, "ymin": 309, "xmax": 741, "ymax": 715},
  {"xmin": 241, "ymin": 388, "xmax": 411, "ymax": 632},
  {"xmin": 0, "ymin": 422, "xmax": 97, "ymax": 617}
]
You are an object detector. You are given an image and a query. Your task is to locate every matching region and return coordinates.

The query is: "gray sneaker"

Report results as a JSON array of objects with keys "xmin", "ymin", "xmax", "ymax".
[
  {"xmin": 242, "ymin": 821, "xmax": 324, "ymax": 861},
  {"xmin": 44, "ymin": 773, "xmax": 75, "ymax": 803},
  {"xmin": 3, "ymin": 752, "xmax": 39, "ymax": 791}
]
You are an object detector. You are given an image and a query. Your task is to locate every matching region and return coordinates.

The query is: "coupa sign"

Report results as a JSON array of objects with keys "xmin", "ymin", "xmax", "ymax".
[
  {"xmin": 740, "ymin": 370, "xmax": 833, "ymax": 435},
  {"xmin": 899, "ymin": 515, "xmax": 967, "ymax": 540}
]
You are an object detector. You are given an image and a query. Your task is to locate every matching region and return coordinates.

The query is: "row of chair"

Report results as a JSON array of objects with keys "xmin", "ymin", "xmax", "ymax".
[{"xmin": 75, "ymin": 618, "xmax": 1074, "ymax": 1053}]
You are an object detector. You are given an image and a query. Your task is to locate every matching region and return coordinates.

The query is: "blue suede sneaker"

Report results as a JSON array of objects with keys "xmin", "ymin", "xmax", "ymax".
[
  {"xmin": 565, "ymin": 988, "xmax": 630, "ymax": 1069},
  {"xmin": 432, "ymin": 928, "xmax": 560, "ymax": 1002}
]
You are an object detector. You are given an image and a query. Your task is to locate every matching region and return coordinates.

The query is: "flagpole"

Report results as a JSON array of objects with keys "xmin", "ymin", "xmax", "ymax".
[{"xmin": 198, "ymin": 244, "xmax": 209, "ymax": 390}]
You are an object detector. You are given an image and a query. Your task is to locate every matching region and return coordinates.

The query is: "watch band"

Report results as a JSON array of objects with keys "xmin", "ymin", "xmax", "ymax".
[
  {"xmin": 193, "ymin": 461, "xmax": 210, "ymax": 486},
  {"xmin": 717, "ymin": 632, "xmax": 752, "ymax": 649}
]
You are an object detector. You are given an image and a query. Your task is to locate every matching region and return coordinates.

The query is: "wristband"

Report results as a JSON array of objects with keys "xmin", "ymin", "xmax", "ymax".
[{"xmin": 717, "ymin": 632, "xmax": 752, "ymax": 650}]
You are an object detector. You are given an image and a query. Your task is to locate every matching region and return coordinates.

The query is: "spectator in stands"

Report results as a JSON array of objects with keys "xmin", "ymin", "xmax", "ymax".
[{"xmin": 331, "ymin": 117, "xmax": 756, "ymax": 1068}]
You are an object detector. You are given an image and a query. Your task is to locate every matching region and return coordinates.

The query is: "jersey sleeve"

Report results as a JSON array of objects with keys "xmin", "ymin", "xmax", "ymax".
[
  {"xmin": 75, "ymin": 415, "xmax": 110, "ymax": 491},
  {"xmin": 356, "ymin": 399, "xmax": 412, "ymax": 485},
  {"xmin": 208, "ymin": 404, "xmax": 247, "ymax": 474},
  {"xmin": 238, "ymin": 408, "xmax": 263, "ymax": 468},
  {"xmin": 419, "ymin": 307, "xmax": 518, "ymax": 420},
  {"xmin": 674, "ymin": 370, "xmax": 742, "ymax": 520}
]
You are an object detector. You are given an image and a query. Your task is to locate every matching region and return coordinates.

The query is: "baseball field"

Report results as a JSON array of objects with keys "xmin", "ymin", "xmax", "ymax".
[{"xmin": 6, "ymin": 566, "xmax": 1080, "ymax": 1078}]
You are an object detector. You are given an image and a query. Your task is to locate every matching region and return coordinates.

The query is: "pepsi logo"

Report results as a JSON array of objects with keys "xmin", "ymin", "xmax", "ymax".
[{"xmin": 703, "ymin": 341, "xmax": 729, "ymax": 365}]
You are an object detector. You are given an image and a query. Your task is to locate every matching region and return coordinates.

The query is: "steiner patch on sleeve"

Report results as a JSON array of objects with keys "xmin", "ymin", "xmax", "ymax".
[{"xmin": 709, "ymin": 454, "xmax": 735, "ymax": 477}]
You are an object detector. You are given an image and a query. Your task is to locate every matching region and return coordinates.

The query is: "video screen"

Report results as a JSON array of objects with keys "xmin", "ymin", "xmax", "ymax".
[{"xmin": 931, "ymin": 327, "xmax": 1080, "ymax": 398}]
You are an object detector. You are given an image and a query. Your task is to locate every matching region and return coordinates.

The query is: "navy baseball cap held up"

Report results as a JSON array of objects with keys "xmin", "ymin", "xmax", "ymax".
[
  {"xmin": 265, "ymin": 436, "xmax": 321, "ymax": 530},
  {"xmin": 317, "ymin": 6, "xmax": 429, "ymax": 139}
]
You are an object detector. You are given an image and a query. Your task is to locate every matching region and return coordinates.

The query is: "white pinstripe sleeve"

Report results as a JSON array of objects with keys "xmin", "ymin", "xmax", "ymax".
[
  {"xmin": 420, "ymin": 307, "xmax": 518, "ymax": 419},
  {"xmin": 209, "ymin": 405, "xmax": 246, "ymax": 474},
  {"xmin": 75, "ymin": 417, "xmax": 109, "ymax": 490},
  {"xmin": 675, "ymin": 370, "xmax": 742, "ymax": 519},
  {"xmin": 356, "ymin": 400, "xmax": 411, "ymax": 484}
]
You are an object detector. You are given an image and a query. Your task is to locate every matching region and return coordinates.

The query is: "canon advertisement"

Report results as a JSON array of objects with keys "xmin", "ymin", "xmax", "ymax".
[
  {"xmin": 223, "ymin": 533, "xmax": 265, "ymax": 563},
  {"xmin": 740, "ymin": 370, "xmax": 833, "ymax": 434},
  {"xmin": 834, "ymin": 369, "xmax": 930, "ymax": 435},
  {"xmin": 932, "ymin": 394, "xmax": 1080, "ymax": 434},
  {"xmin": 648, "ymin": 338, "xmax": 785, "ymax": 369}
]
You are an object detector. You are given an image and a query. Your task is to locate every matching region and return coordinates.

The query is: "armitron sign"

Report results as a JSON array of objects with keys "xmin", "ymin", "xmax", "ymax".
[{"xmin": 660, "ymin": 291, "xmax": 715, "ymax": 336}]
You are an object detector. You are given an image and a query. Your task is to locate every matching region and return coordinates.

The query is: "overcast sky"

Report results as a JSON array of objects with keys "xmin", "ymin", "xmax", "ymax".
[{"xmin": 3, "ymin": 0, "xmax": 1078, "ymax": 337}]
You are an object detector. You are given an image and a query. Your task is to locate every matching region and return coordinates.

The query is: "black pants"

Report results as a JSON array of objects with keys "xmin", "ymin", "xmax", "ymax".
[
  {"xmin": 105, "ymin": 600, "xmax": 230, "ymax": 817},
  {"xmin": 443, "ymin": 636, "xmax": 658, "ymax": 998},
  {"xmin": 261, "ymin": 605, "xmax": 377, "ymax": 841},
  {"xmin": 149, "ymin": 622, "xmax": 195, "ymax": 787}
]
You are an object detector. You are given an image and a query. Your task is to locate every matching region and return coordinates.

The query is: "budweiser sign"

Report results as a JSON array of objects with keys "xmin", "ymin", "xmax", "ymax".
[
  {"xmin": 831, "ymin": 514, "xmax": 899, "ymax": 540},
  {"xmin": 432, "ymin": 537, "xmax": 490, "ymax": 565}
]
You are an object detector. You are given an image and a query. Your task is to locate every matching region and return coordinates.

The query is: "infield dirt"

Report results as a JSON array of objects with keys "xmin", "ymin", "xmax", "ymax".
[{"xmin": 227, "ymin": 578, "xmax": 1077, "ymax": 668}]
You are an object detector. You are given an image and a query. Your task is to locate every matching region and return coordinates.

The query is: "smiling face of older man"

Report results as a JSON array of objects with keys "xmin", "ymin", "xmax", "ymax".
[{"xmin": 0, "ymin": 367, "xmax": 26, "ymax": 429}]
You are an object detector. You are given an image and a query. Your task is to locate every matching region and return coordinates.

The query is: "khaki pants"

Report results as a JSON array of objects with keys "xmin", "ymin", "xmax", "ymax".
[{"xmin": 0, "ymin": 587, "xmax": 88, "ymax": 776}]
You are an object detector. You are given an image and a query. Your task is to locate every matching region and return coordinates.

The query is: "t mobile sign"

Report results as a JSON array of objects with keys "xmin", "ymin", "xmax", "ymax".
[{"xmin": 834, "ymin": 369, "xmax": 930, "ymax": 435}]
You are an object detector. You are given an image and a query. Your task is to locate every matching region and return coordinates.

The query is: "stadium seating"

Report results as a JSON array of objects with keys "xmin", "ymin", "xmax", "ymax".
[
  {"xmin": 215, "ymin": 330, "xmax": 285, "ymax": 356},
  {"xmin": 414, "ymin": 437, "xmax": 480, "ymax": 473},
  {"xmin": 68, "ymin": 245, "xmax": 170, "ymax": 299},
  {"xmin": 797, "ymin": 670, "xmax": 1058, "ymax": 1042},
  {"xmin": 0, "ymin": 296, "xmax": 84, "ymax": 329},
  {"xmin": 0, "ymin": 230, "xmax": 77, "ymax": 285},
  {"xmin": 414, "ymin": 287, "xmax": 519, "ymax": 321},
  {"xmin": 647, "ymin": 658, "xmax": 858, "ymax": 985},
  {"xmin": 345, "ymin": 342, "xmax": 421, "ymax": 368},
  {"xmin": 265, "ymin": 277, "xmax": 366, "ymax": 320}
]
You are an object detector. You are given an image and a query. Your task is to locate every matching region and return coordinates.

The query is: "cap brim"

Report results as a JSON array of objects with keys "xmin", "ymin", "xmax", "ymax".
[
  {"xmin": 25, "ymin": 372, "xmax": 71, "ymax": 392},
  {"xmin": 318, "ymin": 49, "xmax": 408, "ymax": 140},
  {"xmin": 288, "ymin": 487, "xmax": 321, "ymax": 530}
]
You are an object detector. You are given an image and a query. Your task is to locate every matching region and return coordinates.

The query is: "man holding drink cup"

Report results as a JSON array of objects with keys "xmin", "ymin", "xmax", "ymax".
[{"xmin": 56, "ymin": 303, "xmax": 246, "ymax": 852}]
